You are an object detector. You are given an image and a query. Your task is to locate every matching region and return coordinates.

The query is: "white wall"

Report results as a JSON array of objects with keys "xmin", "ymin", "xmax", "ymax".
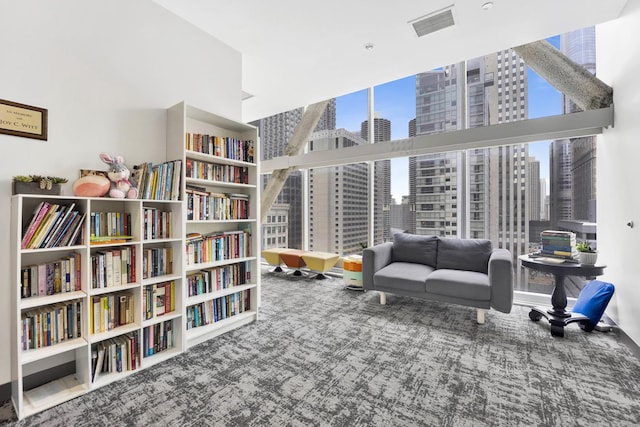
[
  {"xmin": 597, "ymin": 1, "xmax": 640, "ymax": 347},
  {"xmin": 0, "ymin": 1, "xmax": 242, "ymax": 385}
]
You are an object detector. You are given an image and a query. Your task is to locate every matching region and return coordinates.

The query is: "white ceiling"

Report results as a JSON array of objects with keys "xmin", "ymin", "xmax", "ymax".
[{"xmin": 154, "ymin": 0, "xmax": 629, "ymax": 122}]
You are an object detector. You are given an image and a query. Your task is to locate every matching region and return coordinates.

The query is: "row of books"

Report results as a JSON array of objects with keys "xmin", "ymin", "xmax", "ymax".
[
  {"xmin": 185, "ymin": 230, "xmax": 251, "ymax": 265},
  {"xmin": 185, "ymin": 159, "xmax": 249, "ymax": 184},
  {"xmin": 186, "ymin": 187, "xmax": 250, "ymax": 221},
  {"xmin": 92, "ymin": 332, "xmax": 139, "ymax": 382},
  {"xmin": 20, "ymin": 300, "xmax": 83, "ymax": 351},
  {"xmin": 90, "ymin": 293, "xmax": 135, "ymax": 334},
  {"xmin": 185, "ymin": 133, "xmax": 255, "ymax": 164},
  {"xmin": 185, "ymin": 290, "xmax": 251, "ymax": 329},
  {"xmin": 91, "ymin": 247, "xmax": 136, "ymax": 289},
  {"xmin": 143, "ymin": 281, "xmax": 176, "ymax": 320},
  {"xmin": 21, "ymin": 201, "xmax": 85, "ymax": 249},
  {"xmin": 143, "ymin": 207, "xmax": 172, "ymax": 240},
  {"xmin": 20, "ymin": 253, "xmax": 82, "ymax": 299},
  {"xmin": 186, "ymin": 261, "xmax": 251, "ymax": 298},
  {"xmin": 133, "ymin": 160, "xmax": 182, "ymax": 201},
  {"xmin": 90, "ymin": 211, "xmax": 132, "ymax": 244},
  {"xmin": 142, "ymin": 319, "xmax": 174, "ymax": 357},
  {"xmin": 142, "ymin": 247, "xmax": 174, "ymax": 279}
]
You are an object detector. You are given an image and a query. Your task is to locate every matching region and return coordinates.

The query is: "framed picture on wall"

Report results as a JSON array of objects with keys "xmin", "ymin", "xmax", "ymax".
[{"xmin": 0, "ymin": 99, "xmax": 48, "ymax": 141}]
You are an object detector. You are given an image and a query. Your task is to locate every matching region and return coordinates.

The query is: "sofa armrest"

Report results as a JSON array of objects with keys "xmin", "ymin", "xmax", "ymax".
[
  {"xmin": 363, "ymin": 242, "xmax": 393, "ymax": 291},
  {"xmin": 488, "ymin": 248, "xmax": 514, "ymax": 313}
]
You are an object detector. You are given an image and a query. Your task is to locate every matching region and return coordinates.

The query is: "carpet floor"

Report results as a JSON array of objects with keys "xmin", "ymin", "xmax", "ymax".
[{"xmin": 2, "ymin": 266, "xmax": 640, "ymax": 426}]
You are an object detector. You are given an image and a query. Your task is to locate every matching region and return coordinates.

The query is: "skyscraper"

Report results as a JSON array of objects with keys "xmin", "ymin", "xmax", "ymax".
[
  {"xmin": 528, "ymin": 157, "xmax": 541, "ymax": 221},
  {"xmin": 361, "ymin": 115, "xmax": 392, "ymax": 243},
  {"xmin": 561, "ymin": 27, "xmax": 597, "ymax": 223},
  {"xmin": 549, "ymin": 139, "xmax": 573, "ymax": 228},
  {"xmin": 409, "ymin": 66, "xmax": 463, "ymax": 237},
  {"xmin": 308, "ymin": 129, "xmax": 369, "ymax": 255},
  {"xmin": 409, "ymin": 50, "xmax": 529, "ymax": 261}
]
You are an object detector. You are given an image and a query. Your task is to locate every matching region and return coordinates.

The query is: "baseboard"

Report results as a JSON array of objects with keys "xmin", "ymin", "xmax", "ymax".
[
  {"xmin": 600, "ymin": 314, "xmax": 640, "ymax": 361},
  {"xmin": 0, "ymin": 361, "xmax": 76, "ymax": 403},
  {"xmin": 0, "ymin": 382, "xmax": 9, "ymax": 403}
]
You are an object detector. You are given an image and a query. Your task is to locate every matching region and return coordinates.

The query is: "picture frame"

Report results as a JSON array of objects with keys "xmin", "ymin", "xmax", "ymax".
[{"xmin": 0, "ymin": 99, "xmax": 48, "ymax": 141}]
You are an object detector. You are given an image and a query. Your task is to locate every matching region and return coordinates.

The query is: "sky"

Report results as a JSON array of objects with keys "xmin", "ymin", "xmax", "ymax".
[{"xmin": 335, "ymin": 37, "xmax": 564, "ymax": 203}]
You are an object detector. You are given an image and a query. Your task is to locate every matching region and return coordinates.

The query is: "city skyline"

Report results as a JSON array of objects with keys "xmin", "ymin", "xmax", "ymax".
[{"xmin": 335, "ymin": 37, "xmax": 563, "ymax": 202}]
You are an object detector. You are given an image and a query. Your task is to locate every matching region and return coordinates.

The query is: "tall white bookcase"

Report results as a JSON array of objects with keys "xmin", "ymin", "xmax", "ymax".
[
  {"xmin": 10, "ymin": 102, "xmax": 260, "ymax": 419},
  {"xmin": 166, "ymin": 101, "xmax": 260, "ymax": 349}
]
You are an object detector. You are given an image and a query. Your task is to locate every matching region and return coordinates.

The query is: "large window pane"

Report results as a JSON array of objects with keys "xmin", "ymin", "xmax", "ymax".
[{"xmin": 256, "ymin": 26, "xmax": 598, "ymax": 299}]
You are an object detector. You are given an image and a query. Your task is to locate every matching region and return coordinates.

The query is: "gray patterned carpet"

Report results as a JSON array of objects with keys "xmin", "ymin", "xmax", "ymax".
[{"xmin": 2, "ymin": 266, "xmax": 640, "ymax": 426}]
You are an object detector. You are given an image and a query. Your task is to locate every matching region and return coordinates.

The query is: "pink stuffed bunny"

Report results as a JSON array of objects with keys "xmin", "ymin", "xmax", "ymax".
[{"xmin": 100, "ymin": 153, "xmax": 138, "ymax": 199}]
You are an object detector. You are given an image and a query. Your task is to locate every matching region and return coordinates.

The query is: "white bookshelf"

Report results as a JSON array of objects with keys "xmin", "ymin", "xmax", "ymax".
[
  {"xmin": 11, "ymin": 194, "xmax": 184, "ymax": 419},
  {"xmin": 10, "ymin": 101, "xmax": 259, "ymax": 419},
  {"xmin": 166, "ymin": 101, "xmax": 260, "ymax": 349}
]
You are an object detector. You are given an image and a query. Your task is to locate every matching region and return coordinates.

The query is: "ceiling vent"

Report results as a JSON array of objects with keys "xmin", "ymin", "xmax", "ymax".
[{"xmin": 410, "ymin": 6, "xmax": 455, "ymax": 37}]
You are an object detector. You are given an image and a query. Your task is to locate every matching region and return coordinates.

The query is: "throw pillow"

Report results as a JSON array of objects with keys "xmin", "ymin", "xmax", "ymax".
[
  {"xmin": 437, "ymin": 238, "xmax": 492, "ymax": 273},
  {"xmin": 392, "ymin": 233, "xmax": 438, "ymax": 267}
]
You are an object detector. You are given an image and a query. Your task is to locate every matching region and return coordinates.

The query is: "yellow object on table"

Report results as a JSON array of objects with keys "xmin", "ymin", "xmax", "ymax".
[{"xmin": 301, "ymin": 251, "xmax": 340, "ymax": 279}]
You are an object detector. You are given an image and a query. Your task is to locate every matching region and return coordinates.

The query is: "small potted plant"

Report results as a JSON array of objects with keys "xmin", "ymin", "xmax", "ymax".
[
  {"xmin": 12, "ymin": 175, "xmax": 68, "ymax": 195},
  {"xmin": 576, "ymin": 241, "xmax": 598, "ymax": 265}
]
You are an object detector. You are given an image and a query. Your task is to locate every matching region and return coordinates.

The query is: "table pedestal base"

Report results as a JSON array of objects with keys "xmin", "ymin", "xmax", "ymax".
[{"xmin": 529, "ymin": 306, "xmax": 589, "ymax": 337}]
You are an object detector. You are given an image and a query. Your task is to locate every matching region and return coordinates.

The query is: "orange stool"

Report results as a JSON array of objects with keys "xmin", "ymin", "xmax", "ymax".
[{"xmin": 279, "ymin": 249, "xmax": 308, "ymax": 276}]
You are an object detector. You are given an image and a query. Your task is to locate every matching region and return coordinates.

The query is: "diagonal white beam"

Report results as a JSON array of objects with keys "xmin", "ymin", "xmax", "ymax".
[
  {"xmin": 513, "ymin": 40, "xmax": 613, "ymax": 110},
  {"xmin": 260, "ymin": 100, "xmax": 329, "ymax": 221}
]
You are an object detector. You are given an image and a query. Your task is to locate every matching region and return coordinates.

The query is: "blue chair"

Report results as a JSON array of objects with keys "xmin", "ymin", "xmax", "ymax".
[{"xmin": 572, "ymin": 280, "xmax": 615, "ymax": 332}]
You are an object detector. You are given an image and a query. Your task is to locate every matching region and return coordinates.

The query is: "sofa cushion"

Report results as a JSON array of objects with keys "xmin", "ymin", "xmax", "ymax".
[
  {"xmin": 392, "ymin": 233, "xmax": 438, "ymax": 267},
  {"xmin": 437, "ymin": 238, "xmax": 492, "ymax": 274},
  {"xmin": 426, "ymin": 269, "xmax": 491, "ymax": 301},
  {"xmin": 374, "ymin": 262, "xmax": 434, "ymax": 294}
]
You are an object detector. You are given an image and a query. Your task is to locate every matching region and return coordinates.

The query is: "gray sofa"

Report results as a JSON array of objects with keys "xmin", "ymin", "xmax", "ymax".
[{"xmin": 363, "ymin": 233, "xmax": 513, "ymax": 324}]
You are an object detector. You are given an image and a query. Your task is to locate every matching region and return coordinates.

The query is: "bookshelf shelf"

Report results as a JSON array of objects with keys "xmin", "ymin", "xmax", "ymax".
[
  {"xmin": 184, "ymin": 256, "xmax": 257, "ymax": 273},
  {"xmin": 185, "ymin": 283, "xmax": 257, "ymax": 306},
  {"xmin": 22, "ymin": 374, "xmax": 88, "ymax": 417},
  {"xmin": 89, "ymin": 283, "xmax": 140, "ymax": 296},
  {"xmin": 88, "ymin": 324, "xmax": 141, "ymax": 344},
  {"xmin": 185, "ymin": 310, "xmax": 257, "ymax": 344},
  {"xmin": 20, "ymin": 244, "xmax": 87, "ymax": 254},
  {"xmin": 187, "ymin": 218, "xmax": 256, "ymax": 225},
  {"xmin": 140, "ymin": 346, "xmax": 181, "ymax": 368},
  {"xmin": 141, "ymin": 311, "xmax": 182, "ymax": 328},
  {"xmin": 90, "ymin": 368, "xmax": 137, "ymax": 390},
  {"xmin": 185, "ymin": 177, "xmax": 255, "ymax": 190},
  {"xmin": 19, "ymin": 291, "xmax": 86, "ymax": 310},
  {"xmin": 185, "ymin": 149, "xmax": 255, "ymax": 166},
  {"xmin": 141, "ymin": 273, "xmax": 182, "ymax": 286},
  {"xmin": 21, "ymin": 338, "xmax": 87, "ymax": 365}
]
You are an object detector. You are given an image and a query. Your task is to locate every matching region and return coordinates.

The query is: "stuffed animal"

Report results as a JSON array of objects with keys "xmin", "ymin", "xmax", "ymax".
[{"xmin": 100, "ymin": 153, "xmax": 138, "ymax": 199}]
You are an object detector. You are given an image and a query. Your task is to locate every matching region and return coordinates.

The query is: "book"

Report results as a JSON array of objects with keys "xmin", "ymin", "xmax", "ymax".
[
  {"xmin": 155, "ymin": 285, "xmax": 166, "ymax": 316},
  {"xmin": 41, "ymin": 203, "xmax": 76, "ymax": 248},
  {"xmin": 21, "ymin": 201, "xmax": 51, "ymax": 249},
  {"xmin": 27, "ymin": 204, "xmax": 61, "ymax": 248},
  {"xmin": 528, "ymin": 252, "xmax": 580, "ymax": 263},
  {"xmin": 93, "ymin": 346, "xmax": 105, "ymax": 382},
  {"xmin": 112, "ymin": 250, "xmax": 122, "ymax": 286}
]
